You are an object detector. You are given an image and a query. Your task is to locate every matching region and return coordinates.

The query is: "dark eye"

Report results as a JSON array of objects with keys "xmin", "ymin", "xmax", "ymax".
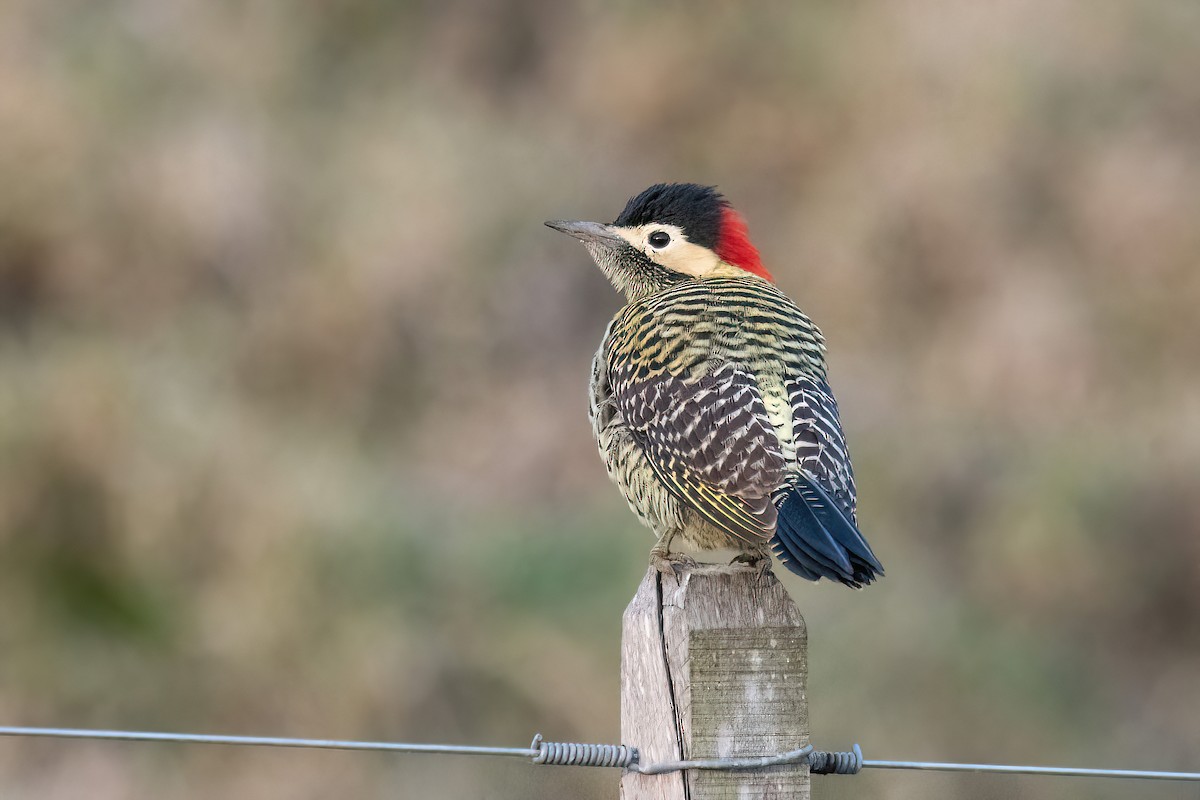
[{"xmin": 648, "ymin": 231, "xmax": 671, "ymax": 249}]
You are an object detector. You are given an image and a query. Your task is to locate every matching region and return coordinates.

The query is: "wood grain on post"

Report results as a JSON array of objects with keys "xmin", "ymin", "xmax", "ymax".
[{"xmin": 619, "ymin": 564, "xmax": 809, "ymax": 800}]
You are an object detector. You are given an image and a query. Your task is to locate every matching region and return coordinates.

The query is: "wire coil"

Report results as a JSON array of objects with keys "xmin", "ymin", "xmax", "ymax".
[
  {"xmin": 529, "ymin": 734, "xmax": 639, "ymax": 769},
  {"xmin": 808, "ymin": 743, "xmax": 863, "ymax": 775}
]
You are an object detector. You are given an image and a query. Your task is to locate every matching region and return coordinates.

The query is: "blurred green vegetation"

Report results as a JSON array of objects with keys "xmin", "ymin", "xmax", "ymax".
[{"xmin": 1, "ymin": 1, "xmax": 1199, "ymax": 798}]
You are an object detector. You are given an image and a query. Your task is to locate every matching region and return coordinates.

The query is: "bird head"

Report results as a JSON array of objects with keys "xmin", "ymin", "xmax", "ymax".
[{"xmin": 547, "ymin": 183, "xmax": 773, "ymax": 300}]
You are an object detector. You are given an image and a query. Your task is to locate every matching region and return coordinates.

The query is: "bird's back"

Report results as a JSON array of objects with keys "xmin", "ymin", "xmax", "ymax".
[
  {"xmin": 604, "ymin": 275, "xmax": 826, "ymax": 465},
  {"xmin": 606, "ymin": 275, "xmax": 826, "ymax": 380}
]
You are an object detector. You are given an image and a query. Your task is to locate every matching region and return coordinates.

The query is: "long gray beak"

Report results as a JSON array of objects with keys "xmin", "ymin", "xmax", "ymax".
[{"xmin": 545, "ymin": 219, "xmax": 627, "ymax": 248}]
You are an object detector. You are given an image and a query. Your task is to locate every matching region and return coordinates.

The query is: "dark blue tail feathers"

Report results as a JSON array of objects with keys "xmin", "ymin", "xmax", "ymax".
[{"xmin": 771, "ymin": 477, "xmax": 884, "ymax": 588}]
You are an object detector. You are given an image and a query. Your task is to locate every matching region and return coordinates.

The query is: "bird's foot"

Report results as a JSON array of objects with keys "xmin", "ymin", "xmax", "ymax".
[
  {"xmin": 650, "ymin": 547, "xmax": 698, "ymax": 578},
  {"xmin": 730, "ymin": 550, "xmax": 773, "ymax": 579}
]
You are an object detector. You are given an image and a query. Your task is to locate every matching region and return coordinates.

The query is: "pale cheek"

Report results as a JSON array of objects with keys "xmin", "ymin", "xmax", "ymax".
[{"xmin": 657, "ymin": 242, "xmax": 723, "ymax": 277}]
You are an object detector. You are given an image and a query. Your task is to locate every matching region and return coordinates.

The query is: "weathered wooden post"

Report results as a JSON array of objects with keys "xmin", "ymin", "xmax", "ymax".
[{"xmin": 620, "ymin": 563, "xmax": 809, "ymax": 799}]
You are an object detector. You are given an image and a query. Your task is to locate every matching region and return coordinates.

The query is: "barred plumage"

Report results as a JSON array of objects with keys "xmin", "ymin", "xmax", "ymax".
[{"xmin": 551, "ymin": 184, "xmax": 882, "ymax": 587}]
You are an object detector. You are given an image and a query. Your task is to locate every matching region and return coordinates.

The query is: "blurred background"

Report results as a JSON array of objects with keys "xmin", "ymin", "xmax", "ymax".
[{"xmin": 1, "ymin": 1, "xmax": 1198, "ymax": 798}]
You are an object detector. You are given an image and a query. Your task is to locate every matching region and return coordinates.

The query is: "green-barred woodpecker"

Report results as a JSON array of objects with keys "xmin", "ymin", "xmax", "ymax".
[{"xmin": 547, "ymin": 183, "xmax": 883, "ymax": 588}]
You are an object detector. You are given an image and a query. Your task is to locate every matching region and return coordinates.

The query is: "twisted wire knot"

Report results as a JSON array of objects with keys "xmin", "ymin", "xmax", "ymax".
[
  {"xmin": 808, "ymin": 743, "xmax": 863, "ymax": 775},
  {"xmin": 529, "ymin": 734, "xmax": 639, "ymax": 769}
]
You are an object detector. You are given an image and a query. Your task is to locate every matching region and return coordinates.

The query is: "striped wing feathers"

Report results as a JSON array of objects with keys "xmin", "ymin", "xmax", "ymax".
[
  {"xmin": 619, "ymin": 363, "xmax": 786, "ymax": 493},
  {"xmin": 613, "ymin": 361, "xmax": 786, "ymax": 544},
  {"xmin": 788, "ymin": 375, "xmax": 858, "ymax": 519}
]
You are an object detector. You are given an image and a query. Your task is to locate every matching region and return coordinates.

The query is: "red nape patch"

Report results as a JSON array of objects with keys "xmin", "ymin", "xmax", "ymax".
[{"xmin": 715, "ymin": 207, "xmax": 774, "ymax": 283}]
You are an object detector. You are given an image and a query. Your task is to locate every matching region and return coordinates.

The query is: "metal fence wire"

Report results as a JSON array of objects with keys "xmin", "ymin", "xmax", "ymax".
[{"xmin": 2, "ymin": 726, "xmax": 1198, "ymax": 782}]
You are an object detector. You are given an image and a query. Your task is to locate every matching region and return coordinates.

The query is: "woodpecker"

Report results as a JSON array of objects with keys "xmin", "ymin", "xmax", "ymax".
[{"xmin": 546, "ymin": 183, "xmax": 882, "ymax": 588}]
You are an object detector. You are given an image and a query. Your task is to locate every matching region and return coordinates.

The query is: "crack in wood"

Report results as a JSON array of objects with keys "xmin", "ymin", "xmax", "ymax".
[{"xmin": 655, "ymin": 570, "xmax": 692, "ymax": 800}]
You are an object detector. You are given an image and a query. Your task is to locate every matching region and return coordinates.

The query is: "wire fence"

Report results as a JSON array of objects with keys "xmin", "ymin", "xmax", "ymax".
[{"xmin": 2, "ymin": 726, "xmax": 1199, "ymax": 783}]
